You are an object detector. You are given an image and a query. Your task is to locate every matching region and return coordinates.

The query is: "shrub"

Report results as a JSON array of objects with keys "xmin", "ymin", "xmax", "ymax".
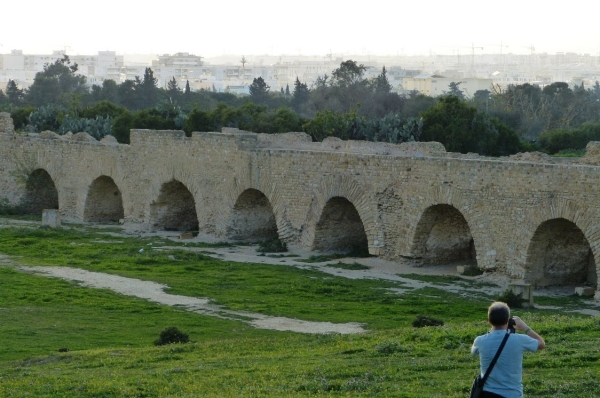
[
  {"xmin": 497, "ymin": 289, "xmax": 524, "ymax": 309},
  {"xmin": 26, "ymin": 104, "xmax": 62, "ymax": 133},
  {"xmin": 375, "ymin": 341, "xmax": 406, "ymax": 355},
  {"xmin": 154, "ymin": 327, "xmax": 189, "ymax": 346},
  {"xmin": 10, "ymin": 106, "xmax": 35, "ymax": 130},
  {"xmin": 412, "ymin": 315, "xmax": 444, "ymax": 328},
  {"xmin": 112, "ymin": 111, "xmax": 133, "ymax": 144},
  {"xmin": 257, "ymin": 238, "xmax": 288, "ymax": 253},
  {"xmin": 59, "ymin": 116, "xmax": 113, "ymax": 139},
  {"xmin": 538, "ymin": 122, "xmax": 600, "ymax": 154}
]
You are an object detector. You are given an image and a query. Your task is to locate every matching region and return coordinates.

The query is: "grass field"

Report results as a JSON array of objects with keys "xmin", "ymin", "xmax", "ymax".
[{"xmin": 0, "ymin": 220, "xmax": 598, "ymax": 397}]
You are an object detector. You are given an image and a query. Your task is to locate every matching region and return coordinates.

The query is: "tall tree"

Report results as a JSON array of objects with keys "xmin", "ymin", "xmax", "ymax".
[
  {"xmin": 291, "ymin": 77, "xmax": 310, "ymax": 112},
  {"xmin": 167, "ymin": 76, "xmax": 180, "ymax": 103},
  {"xmin": 446, "ymin": 82, "xmax": 465, "ymax": 99},
  {"xmin": 285, "ymin": 84, "xmax": 290, "ymax": 96},
  {"xmin": 331, "ymin": 60, "xmax": 367, "ymax": 87},
  {"xmin": 134, "ymin": 68, "xmax": 159, "ymax": 109},
  {"xmin": 26, "ymin": 55, "xmax": 87, "ymax": 107},
  {"xmin": 373, "ymin": 66, "xmax": 392, "ymax": 95},
  {"xmin": 167, "ymin": 76, "xmax": 179, "ymax": 92},
  {"xmin": 117, "ymin": 80, "xmax": 137, "ymax": 110},
  {"xmin": 5, "ymin": 80, "xmax": 24, "ymax": 105},
  {"xmin": 249, "ymin": 77, "xmax": 270, "ymax": 104},
  {"xmin": 100, "ymin": 79, "xmax": 119, "ymax": 104},
  {"xmin": 420, "ymin": 95, "xmax": 522, "ymax": 156},
  {"xmin": 185, "ymin": 80, "xmax": 191, "ymax": 95},
  {"xmin": 309, "ymin": 60, "xmax": 371, "ymax": 116}
]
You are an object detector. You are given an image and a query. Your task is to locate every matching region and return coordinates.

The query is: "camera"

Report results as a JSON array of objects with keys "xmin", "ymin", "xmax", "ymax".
[{"xmin": 508, "ymin": 317, "xmax": 516, "ymax": 333}]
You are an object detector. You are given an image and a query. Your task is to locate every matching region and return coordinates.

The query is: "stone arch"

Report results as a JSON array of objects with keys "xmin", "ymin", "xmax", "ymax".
[
  {"xmin": 525, "ymin": 218, "xmax": 596, "ymax": 287},
  {"xmin": 409, "ymin": 204, "xmax": 476, "ymax": 265},
  {"xmin": 83, "ymin": 176, "xmax": 124, "ymax": 223},
  {"xmin": 226, "ymin": 188, "xmax": 278, "ymax": 241},
  {"xmin": 24, "ymin": 168, "xmax": 59, "ymax": 215},
  {"xmin": 149, "ymin": 179, "xmax": 199, "ymax": 232},
  {"xmin": 398, "ymin": 185, "xmax": 481, "ymax": 266},
  {"xmin": 312, "ymin": 196, "xmax": 369, "ymax": 254},
  {"xmin": 303, "ymin": 174, "xmax": 379, "ymax": 255},
  {"xmin": 522, "ymin": 199, "xmax": 599, "ymax": 288},
  {"xmin": 215, "ymin": 166, "xmax": 291, "ymax": 241},
  {"xmin": 143, "ymin": 159, "xmax": 206, "ymax": 231}
]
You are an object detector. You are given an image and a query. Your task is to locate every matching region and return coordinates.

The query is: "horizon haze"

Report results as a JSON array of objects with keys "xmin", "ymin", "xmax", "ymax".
[{"xmin": 2, "ymin": 1, "xmax": 599, "ymax": 58}]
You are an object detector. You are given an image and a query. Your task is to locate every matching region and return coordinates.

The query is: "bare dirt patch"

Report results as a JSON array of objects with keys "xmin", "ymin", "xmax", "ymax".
[{"xmin": 18, "ymin": 265, "xmax": 365, "ymax": 334}]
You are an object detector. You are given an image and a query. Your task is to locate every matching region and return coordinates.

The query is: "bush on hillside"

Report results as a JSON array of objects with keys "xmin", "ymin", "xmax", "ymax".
[
  {"xmin": 538, "ymin": 121, "xmax": 600, "ymax": 154},
  {"xmin": 412, "ymin": 315, "xmax": 444, "ymax": 328},
  {"xmin": 154, "ymin": 327, "xmax": 190, "ymax": 346},
  {"xmin": 496, "ymin": 289, "xmax": 524, "ymax": 309}
]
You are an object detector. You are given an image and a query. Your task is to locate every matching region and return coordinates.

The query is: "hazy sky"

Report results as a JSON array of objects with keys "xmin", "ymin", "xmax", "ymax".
[{"xmin": 2, "ymin": 0, "xmax": 598, "ymax": 57}]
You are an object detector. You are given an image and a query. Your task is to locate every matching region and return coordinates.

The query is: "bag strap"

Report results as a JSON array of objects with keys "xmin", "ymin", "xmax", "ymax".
[{"xmin": 480, "ymin": 332, "xmax": 511, "ymax": 386}]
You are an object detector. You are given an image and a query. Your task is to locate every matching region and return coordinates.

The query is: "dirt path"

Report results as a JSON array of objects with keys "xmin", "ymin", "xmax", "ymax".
[
  {"xmin": 17, "ymin": 264, "xmax": 366, "ymax": 334},
  {"xmin": 1, "ymin": 220, "xmax": 598, "ymax": 333}
]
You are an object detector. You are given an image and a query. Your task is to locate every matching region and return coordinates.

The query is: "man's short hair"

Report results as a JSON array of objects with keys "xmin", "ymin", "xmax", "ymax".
[{"xmin": 488, "ymin": 302, "xmax": 510, "ymax": 326}]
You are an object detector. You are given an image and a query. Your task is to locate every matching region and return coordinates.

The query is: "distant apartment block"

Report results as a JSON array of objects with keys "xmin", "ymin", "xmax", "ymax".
[
  {"xmin": 1, "ymin": 50, "xmax": 599, "ymax": 97},
  {"xmin": 402, "ymin": 75, "xmax": 494, "ymax": 98}
]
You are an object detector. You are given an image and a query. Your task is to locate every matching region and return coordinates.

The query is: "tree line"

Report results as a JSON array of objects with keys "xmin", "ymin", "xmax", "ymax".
[{"xmin": 1, "ymin": 55, "xmax": 599, "ymax": 156}]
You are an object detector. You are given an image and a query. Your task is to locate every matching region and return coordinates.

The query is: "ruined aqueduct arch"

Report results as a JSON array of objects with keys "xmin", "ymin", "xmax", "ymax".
[
  {"xmin": 397, "ymin": 185, "xmax": 484, "ymax": 265},
  {"xmin": 83, "ymin": 176, "xmax": 124, "ymax": 223},
  {"xmin": 226, "ymin": 188, "xmax": 278, "ymax": 242},
  {"xmin": 302, "ymin": 174, "xmax": 380, "ymax": 254},
  {"xmin": 25, "ymin": 168, "xmax": 59, "ymax": 214},
  {"xmin": 409, "ymin": 204, "xmax": 476, "ymax": 265},
  {"xmin": 149, "ymin": 179, "xmax": 199, "ymax": 232},
  {"xmin": 522, "ymin": 198, "xmax": 600, "ymax": 287}
]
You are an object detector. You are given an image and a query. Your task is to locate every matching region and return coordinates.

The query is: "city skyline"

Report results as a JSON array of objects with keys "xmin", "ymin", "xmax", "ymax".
[{"xmin": 3, "ymin": 0, "xmax": 599, "ymax": 57}]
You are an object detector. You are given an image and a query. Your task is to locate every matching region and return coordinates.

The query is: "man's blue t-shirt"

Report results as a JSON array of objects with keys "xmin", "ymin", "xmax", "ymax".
[{"xmin": 471, "ymin": 330, "xmax": 539, "ymax": 398}]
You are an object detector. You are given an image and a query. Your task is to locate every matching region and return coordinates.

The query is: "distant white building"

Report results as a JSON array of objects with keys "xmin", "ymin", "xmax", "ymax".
[{"xmin": 402, "ymin": 74, "xmax": 493, "ymax": 98}]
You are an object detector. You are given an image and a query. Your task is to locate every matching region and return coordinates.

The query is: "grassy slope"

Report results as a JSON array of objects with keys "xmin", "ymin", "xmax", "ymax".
[{"xmin": 0, "ymin": 223, "xmax": 598, "ymax": 397}]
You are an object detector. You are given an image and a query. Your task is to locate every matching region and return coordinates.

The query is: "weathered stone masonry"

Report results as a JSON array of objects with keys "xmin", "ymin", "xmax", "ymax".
[{"xmin": 0, "ymin": 112, "xmax": 598, "ymax": 297}]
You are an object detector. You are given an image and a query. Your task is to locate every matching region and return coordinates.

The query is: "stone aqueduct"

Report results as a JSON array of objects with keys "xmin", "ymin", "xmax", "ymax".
[{"xmin": 0, "ymin": 113, "xmax": 598, "ymax": 298}]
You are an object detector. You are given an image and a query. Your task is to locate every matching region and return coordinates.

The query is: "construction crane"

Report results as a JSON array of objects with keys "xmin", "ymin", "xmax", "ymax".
[
  {"xmin": 469, "ymin": 43, "xmax": 483, "ymax": 73},
  {"xmin": 484, "ymin": 43, "xmax": 509, "ymax": 72},
  {"xmin": 523, "ymin": 45, "xmax": 535, "ymax": 55},
  {"xmin": 449, "ymin": 44, "xmax": 483, "ymax": 74},
  {"xmin": 485, "ymin": 42, "xmax": 509, "ymax": 55}
]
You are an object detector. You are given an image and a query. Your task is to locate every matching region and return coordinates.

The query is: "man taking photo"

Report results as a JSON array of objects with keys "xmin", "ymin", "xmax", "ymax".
[{"xmin": 471, "ymin": 302, "xmax": 546, "ymax": 398}]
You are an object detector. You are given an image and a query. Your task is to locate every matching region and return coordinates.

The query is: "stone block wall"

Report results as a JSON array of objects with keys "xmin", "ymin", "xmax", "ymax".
[
  {"xmin": 0, "ymin": 113, "xmax": 14, "ymax": 134},
  {"xmin": 1, "ymin": 115, "xmax": 598, "ymax": 295}
]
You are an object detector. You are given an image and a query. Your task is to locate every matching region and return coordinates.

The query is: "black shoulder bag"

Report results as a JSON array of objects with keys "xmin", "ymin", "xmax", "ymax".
[{"xmin": 470, "ymin": 332, "xmax": 510, "ymax": 398}]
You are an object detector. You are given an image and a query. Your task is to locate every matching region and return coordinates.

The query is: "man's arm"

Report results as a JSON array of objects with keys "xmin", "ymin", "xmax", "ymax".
[{"xmin": 512, "ymin": 316, "xmax": 545, "ymax": 350}]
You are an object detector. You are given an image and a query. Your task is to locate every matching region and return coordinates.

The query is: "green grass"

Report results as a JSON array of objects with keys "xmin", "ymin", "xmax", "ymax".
[{"xmin": 0, "ymin": 222, "xmax": 598, "ymax": 397}]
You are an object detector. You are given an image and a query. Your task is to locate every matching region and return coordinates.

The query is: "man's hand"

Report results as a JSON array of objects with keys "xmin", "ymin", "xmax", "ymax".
[
  {"xmin": 511, "ymin": 316, "xmax": 528, "ymax": 332},
  {"xmin": 512, "ymin": 316, "xmax": 546, "ymax": 350}
]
